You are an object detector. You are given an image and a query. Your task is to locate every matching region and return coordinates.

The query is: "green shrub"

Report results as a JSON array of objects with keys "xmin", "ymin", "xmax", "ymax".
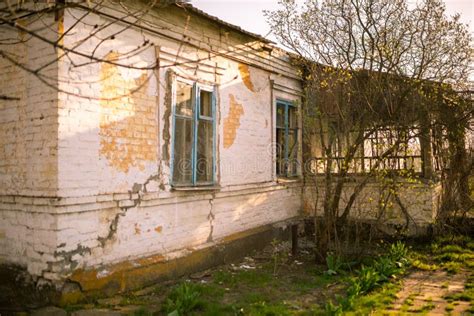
[
  {"xmin": 325, "ymin": 252, "xmax": 344, "ymax": 276},
  {"xmin": 373, "ymin": 256, "xmax": 398, "ymax": 281},
  {"xmin": 356, "ymin": 266, "xmax": 382, "ymax": 294},
  {"xmin": 388, "ymin": 241, "xmax": 408, "ymax": 262},
  {"xmin": 163, "ymin": 282, "xmax": 203, "ymax": 316},
  {"xmin": 324, "ymin": 300, "xmax": 344, "ymax": 316}
]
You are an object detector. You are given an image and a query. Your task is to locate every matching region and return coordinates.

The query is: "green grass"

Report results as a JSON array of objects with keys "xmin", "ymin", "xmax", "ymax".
[
  {"xmin": 416, "ymin": 301, "xmax": 435, "ymax": 312},
  {"xmin": 411, "ymin": 259, "xmax": 438, "ymax": 271},
  {"xmin": 213, "ymin": 269, "xmax": 274, "ymax": 288},
  {"xmin": 445, "ymin": 303, "xmax": 454, "ymax": 312},
  {"xmin": 132, "ymin": 307, "xmax": 153, "ymax": 316},
  {"xmin": 345, "ymin": 281, "xmax": 401, "ymax": 315},
  {"xmin": 163, "ymin": 282, "xmax": 205, "ymax": 315}
]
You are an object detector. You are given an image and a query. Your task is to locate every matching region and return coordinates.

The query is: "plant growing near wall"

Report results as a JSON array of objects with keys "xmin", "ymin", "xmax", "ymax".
[
  {"xmin": 325, "ymin": 241, "xmax": 410, "ymax": 314},
  {"xmin": 271, "ymin": 239, "xmax": 289, "ymax": 275},
  {"xmin": 163, "ymin": 282, "xmax": 203, "ymax": 316}
]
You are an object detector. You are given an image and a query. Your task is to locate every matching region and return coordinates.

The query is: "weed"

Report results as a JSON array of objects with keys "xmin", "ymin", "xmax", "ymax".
[
  {"xmin": 62, "ymin": 305, "xmax": 84, "ymax": 314},
  {"xmin": 234, "ymin": 269, "xmax": 273, "ymax": 287},
  {"xmin": 442, "ymin": 261, "xmax": 462, "ymax": 274},
  {"xmin": 417, "ymin": 301, "xmax": 435, "ymax": 312},
  {"xmin": 412, "ymin": 259, "xmax": 438, "ymax": 271},
  {"xmin": 163, "ymin": 282, "xmax": 203, "ymax": 316},
  {"xmin": 373, "ymin": 256, "xmax": 398, "ymax": 281},
  {"xmin": 400, "ymin": 303, "xmax": 410, "ymax": 312},
  {"xmin": 290, "ymin": 274, "xmax": 333, "ymax": 292},
  {"xmin": 445, "ymin": 303, "xmax": 454, "ymax": 311},
  {"xmin": 352, "ymin": 266, "xmax": 381, "ymax": 295},
  {"xmin": 325, "ymin": 241, "xmax": 409, "ymax": 314},
  {"xmin": 271, "ymin": 239, "xmax": 288, "ymax": 275},
  {"xmin": 467, "ymin": 242, "xmax": 474, "ymax": 250},
  {"xmin": 404, "ymin": 297, "xmax": 414, "ymax": 306},
  {"xmin": 325, "ymin": 252, "xmax": 344, "ymax": 276},
  {"xmin": 388, "ymin": 241, "xmax": 408, "ymax": 262},
  {"xmin": 247, "ymin": 301, "xmax": 291, "ymax": 316},
  {"xmin": 436, "ymin": 245, "xmax": 464, "ymax": 254},
  {"xmin": 241, "ymin": 292, "xmax": 268, "ymax": 305},
  {"xmin": 213, "ymin": 270, "xmax": 236, "ymax": 287},
  {"xmin": 347, "ymin": 281, "xmax": 401, "ymax": 315},
  {"xmin": 324, "ymin": 300, "xmax": 344, "ymax": 315},
  {"xmin": 133, "ymin": 307, "xmax": 152, "ymax": 316},
  {"xmin": 444, "ymin": 291, "xmax": 473, "ymax": 302}
]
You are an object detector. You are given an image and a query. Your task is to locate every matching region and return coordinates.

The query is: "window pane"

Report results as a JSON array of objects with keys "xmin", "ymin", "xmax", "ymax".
[
  {"xmin": 288, "ymin": 106, "xmax": 297, "ymax": 128},
  {"xmin": 196, "ymin": 120, "xmax": 213, "ymax": 183},
  {"xmin": 276, "ymin": 128, "xmax": 285, "ymax": 176},
  {"xmin": 288, "ymin": 129, "xmax": 298, "ymax": 175},
  {"xmin": 200, "ymin": 90, "xmax": 212, "ymax": 117},
  {"xmin": 276, "ymin": 104, "xmax": 285, "ymax": 128},
  {"xmin": 176, "ymin": 82, "xmax": 193, "ymax": 117},
  {"xmin": 173, "ymin": 118, "xmax": 193, "ymax": 185}
]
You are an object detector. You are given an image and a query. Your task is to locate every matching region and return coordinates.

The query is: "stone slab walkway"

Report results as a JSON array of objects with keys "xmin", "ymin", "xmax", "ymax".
[{"xmin": 387, "ymin": 270, "xmax": 470, "ymax": 315}]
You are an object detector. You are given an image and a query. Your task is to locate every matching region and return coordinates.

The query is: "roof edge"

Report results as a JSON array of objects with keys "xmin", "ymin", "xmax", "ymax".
[{"xmin": 173, "ymin": 2, "xmax": 274, "ymax": 44}]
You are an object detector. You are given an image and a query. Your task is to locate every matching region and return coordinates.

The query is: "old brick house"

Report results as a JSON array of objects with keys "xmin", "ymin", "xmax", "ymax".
[
  {"xmin": 0, "ymin": 1, "xmax": 303, "ymax": 301},
  {"xmin": 0, "ymin": 1, "xmax": 445, "ymax": 303}
]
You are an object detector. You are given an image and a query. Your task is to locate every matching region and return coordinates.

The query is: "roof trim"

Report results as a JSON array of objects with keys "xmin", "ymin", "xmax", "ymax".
[{"xmin": 174, "ymin": 2, "xmax": 274, "ymax": 44}]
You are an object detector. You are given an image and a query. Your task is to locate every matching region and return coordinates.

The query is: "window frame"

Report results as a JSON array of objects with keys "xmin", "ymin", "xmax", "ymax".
[
  {"xmin": 170, "ymin": 79, "xmax": 216, "ymax": 187},
  {"xmin": 276, "ymin": 99, "xmax": 299, "ymax": 178}
]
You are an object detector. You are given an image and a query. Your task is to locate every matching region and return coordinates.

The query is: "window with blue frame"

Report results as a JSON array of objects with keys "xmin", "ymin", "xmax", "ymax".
[
  {"xmin": 276, "ymin": 100, "xmax": 298, "ymax": 177},
  {"xmin": 172, "ymin": 81, "xmax": 215, "ymax": 186}
]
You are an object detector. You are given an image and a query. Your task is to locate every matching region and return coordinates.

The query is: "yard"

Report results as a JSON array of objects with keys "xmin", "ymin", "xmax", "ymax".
[{"xmin": 48, "ymin": 234, "xmax": 474, "ymax": 316}]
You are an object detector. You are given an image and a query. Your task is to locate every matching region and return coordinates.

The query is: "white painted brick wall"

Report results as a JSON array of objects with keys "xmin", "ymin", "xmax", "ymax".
[
  {"xmin": 0, "ymin": 4, "xmax": 303, "ymax": 285},
  {"xmin": 303, "ymin": 181, "xmax": 440, "ymax": 227}
]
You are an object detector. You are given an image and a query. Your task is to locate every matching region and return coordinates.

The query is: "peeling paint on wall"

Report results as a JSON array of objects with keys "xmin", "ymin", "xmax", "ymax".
[
  {"xmin": 134, "ymin": 223, "xmax": 141, "ymax": 235},
  {"xmin": 223, "ymin": 94, "xmax": 244, "ymax": 148},
  {"xmin": 161, "ymin": 70, "xmax": 174, "ymax": 165},
  {"xmin": 238, "ymin": 63, "xmax": 255, "ymax": 92},
  {"xmin": 56, "ymin": 7, "xmax": 64, "ymax": 47},
  {"xmin": 99, "ymin": 51, "xmax": 157, "ymax": 173}
]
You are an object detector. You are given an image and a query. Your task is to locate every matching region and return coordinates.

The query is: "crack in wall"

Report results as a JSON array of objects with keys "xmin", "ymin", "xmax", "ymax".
[
  {"xmin": 34, "ymin": 170, "xmax": 164, "ymax": 289},
  {"xmin": 54, "ymin": 244, "xmax": 92, "ymax": 271},
  {"xmin": 206, "ymin": 193, "xmax": 215, "ymax": 242},
  {"xmin": 97, "ymin": 173, "xmax": 160, "ymax": 247}
]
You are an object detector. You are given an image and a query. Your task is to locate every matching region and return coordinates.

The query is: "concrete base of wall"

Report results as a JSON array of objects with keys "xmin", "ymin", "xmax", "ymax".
[{"xmin": 0, "ymin": 218, "xmax": 299, "ymax": 310}]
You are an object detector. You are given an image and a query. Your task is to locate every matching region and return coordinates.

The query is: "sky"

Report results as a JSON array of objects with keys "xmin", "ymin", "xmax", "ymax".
[{"xmin": 190, "ymin": 0, "xmax": 474, "ymax": 44}]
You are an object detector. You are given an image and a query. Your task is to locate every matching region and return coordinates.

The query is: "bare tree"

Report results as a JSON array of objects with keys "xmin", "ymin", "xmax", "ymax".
[
  {"xmin": 0, "ymin": 1, "xmax": 167, "ymax": 99},
  {"xmin": 266, "ymin": 0, "xmax": 472, "ymax": 260}
]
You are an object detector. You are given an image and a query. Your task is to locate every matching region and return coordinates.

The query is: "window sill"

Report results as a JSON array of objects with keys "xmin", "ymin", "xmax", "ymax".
[
  {"xmin": 171, "ymin": 185, "xmax": 221, "ymax": 192},
  {"xmin": 276, "ymin": 177, "xmax": 301, "ymax": 184}
]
